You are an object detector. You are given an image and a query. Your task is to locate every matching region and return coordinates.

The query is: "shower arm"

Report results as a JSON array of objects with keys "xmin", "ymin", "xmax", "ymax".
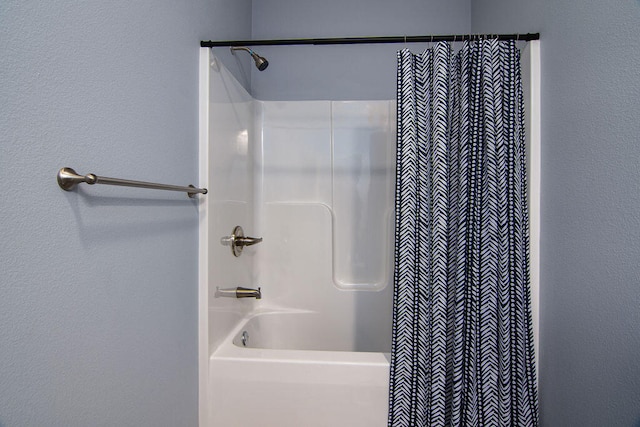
[{"xmin": 230, "ymin": 46, "xmax": 253, "ymax": 54}]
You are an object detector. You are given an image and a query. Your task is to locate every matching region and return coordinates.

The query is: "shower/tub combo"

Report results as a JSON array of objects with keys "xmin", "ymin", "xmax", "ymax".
[
  {"xmin": 198, "ymin": 39, "xmax": 540, "ymax": 427},
  {"xmin": 198, "ymin": 46, "xmax": 395, "ymax": 426}
]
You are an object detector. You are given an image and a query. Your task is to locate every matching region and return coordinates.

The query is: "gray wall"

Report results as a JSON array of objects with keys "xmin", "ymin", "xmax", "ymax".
[
  {"xmin": 249, "ymin": 0, "xmax": 471, "ymax": 100},
  {"xmin": 0, "ymin": 1, "xmax": 250, "ymax": 426},
  {"xmin": 472, "ymin": 1, "xmax": 640, "ymax": 426}
]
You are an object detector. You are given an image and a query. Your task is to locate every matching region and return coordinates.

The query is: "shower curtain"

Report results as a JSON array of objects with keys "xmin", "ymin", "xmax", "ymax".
[{"xmin": 388, "ymin": 40, "xmax": 538, "ymax": 427}]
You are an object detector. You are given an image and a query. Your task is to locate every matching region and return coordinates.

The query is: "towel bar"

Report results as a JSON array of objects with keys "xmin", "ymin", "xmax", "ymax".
[{"xmin": 57, "ymin": 167, "xmax": 207, "ymax": 198}]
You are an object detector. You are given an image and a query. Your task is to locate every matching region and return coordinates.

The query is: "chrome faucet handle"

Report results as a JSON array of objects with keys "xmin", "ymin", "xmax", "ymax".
[
  {"xmin": 220, "ymin": 225, "xmax": 263, "ymax": 257},
  {"xmin": 235, "ymin": 236, "xmax": 263, "ymax": 246}
]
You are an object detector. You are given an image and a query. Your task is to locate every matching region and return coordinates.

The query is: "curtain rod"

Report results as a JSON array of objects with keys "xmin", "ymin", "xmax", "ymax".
[{"xmin": 200, "ymin": 33, "xmax": 539, "ymax": 48}]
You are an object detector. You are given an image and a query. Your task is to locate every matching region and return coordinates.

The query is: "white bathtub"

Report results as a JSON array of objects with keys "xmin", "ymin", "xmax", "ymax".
[{"xmin": 209, "ymin": 312, "xmax": 391, "ymax": 427}]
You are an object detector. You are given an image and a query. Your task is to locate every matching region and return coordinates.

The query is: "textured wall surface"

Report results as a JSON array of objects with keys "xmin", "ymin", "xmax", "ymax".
[
  {"xmin": 249, "ymin": 0, "xmax": 471, "ymax": 100},
  {"xmin": 0, "ymin": 1, "xmax": 250, "ymax": 426},
  {"xmin": 472, "ymin": 2, "xmax": 640, "ymax": 426}
]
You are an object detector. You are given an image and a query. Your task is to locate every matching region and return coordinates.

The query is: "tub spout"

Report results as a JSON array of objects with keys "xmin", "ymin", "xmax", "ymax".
[
  {"xmin": 216, "ymin": 287, "xmax": 262, "ymax": 299},
  {"xmin": 236, "ymin": 287, "xmax": 262, "ymax": 299}
]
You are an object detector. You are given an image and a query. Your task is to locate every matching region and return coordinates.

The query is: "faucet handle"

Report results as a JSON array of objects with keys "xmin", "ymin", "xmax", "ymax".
[
  {"xmin": 236, "ymin": 236, "xmax": 263, "ymax": 246},
  {"xmin": 220, "ymin": 225, "xmax": 263, "ymax": 257}
]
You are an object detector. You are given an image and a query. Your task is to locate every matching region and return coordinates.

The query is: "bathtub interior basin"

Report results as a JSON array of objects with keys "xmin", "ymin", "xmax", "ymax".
[
  {"xmin": 231, "ymin": 311, "xmax": 391, "ymax": 353},
  {"xmin": 210, "ymin": 311, "xmax": 391, "ymax": 427}
]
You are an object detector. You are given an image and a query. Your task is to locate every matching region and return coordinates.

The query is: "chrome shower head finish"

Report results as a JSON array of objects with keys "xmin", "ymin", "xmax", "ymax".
[{"xmin": 230, "ymin": 46, "xmax": 269, "ymax": 71}]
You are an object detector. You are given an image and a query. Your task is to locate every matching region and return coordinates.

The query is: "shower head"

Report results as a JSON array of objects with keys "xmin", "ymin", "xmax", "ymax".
[{"xmin": 230, "ymin": 46, "xmax": 269, "ymax": 71}]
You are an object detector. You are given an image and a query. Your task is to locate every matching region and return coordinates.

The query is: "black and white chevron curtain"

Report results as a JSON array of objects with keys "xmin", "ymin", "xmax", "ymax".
[{"xmin": 388, "ymin": 40, "xmax": 538, "ymax": 427}]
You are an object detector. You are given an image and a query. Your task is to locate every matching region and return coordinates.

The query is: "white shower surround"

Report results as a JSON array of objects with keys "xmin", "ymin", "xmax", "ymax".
[{"xmin": 198, "ymin": 42, "xmax": 540, "ymax": 427}]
